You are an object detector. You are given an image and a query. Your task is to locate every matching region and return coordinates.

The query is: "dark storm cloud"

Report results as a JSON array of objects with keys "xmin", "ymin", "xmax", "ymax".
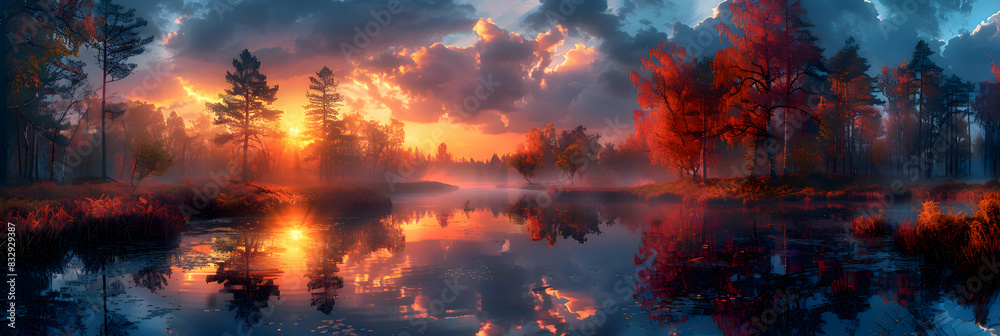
[
  {"xmin": 876, "ymin": 0, "xmax": 975, "ymax": 37},
  {"xmin": 522, "ymin": 0, "xmax": 621, "ymax": 40},
  {"xmin": 366, "ymin": 20, "xmax": 548, "ymax": 129},
  {"xmin": 617, "ymin": 0, "xmax": 674, "ymax": 18},
  {"xmin": 941, "ymin": 10, "xmax": 1000, "ymax": 83},
  {"xmin": 166, "ymin": 0, "xmax": 478, "ymax": 64},
  {"xmin": 125, "ymin": 0, "xmax": 998, "ymax": 139},
  {"xmin": 354, "ymin": 18, "xmax": 647, "ymax": 134},
  {"xmin": 126, "ymin": 0, "xmax": 185, "ymax": 39},
  {"xmin": 798, "ymin": 0, "xmax": 985, "ymax": 80},
  {"xmin": 664, "ymin": 2, "xmax": 734, "ymax": 60}
]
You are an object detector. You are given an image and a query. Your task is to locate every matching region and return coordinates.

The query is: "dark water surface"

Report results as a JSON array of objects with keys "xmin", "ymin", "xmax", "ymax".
[{"xmin": 19, "ymin": 188, "xmax": 1000, "ymax": 335}]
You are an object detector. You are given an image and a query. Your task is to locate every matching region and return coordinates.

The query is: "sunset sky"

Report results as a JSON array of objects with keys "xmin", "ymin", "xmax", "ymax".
[{"xmin": 94, "ymin": 0, "xmax": 1000, "ymax": 160}]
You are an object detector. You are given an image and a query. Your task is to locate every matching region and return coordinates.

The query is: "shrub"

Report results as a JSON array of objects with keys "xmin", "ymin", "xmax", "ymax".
[{"xmin": 850, "ymin": 214, "xmax": 893, "ymax": 237}]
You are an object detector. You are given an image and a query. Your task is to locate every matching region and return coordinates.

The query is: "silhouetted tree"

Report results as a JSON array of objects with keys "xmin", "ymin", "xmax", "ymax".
[
  {"xmin": 93, "ymin": 0, "xmax": 153, "ymax": 181},
  {"xmin": 878, "ymin": 61, "xmax": 917, "ymax": 176},
  {"xmin": 303, "ymin": 66, "xmax": 343, "ymax": 181},
  {"xmin": 822, "ymin": 37, "xmax": 882, "ymax": 175},
  {"xmin": 207, "ymin": 49, "xmax": 281, "ymax": 183},
  {"xmin": 508, "ymin": 145, "xmax": 540, "ymax": 184},
  {"xmin": 436, "ymin": 143, "xmax": 452, "ymax": 163},
  {"xmin": 907, "ymin": 40, "xmax": 943, "ymax": 177},
  {"xmin": 975, "ymin": 59, "xmax": 1000, "ymax": 176},
  {"xmin": 3, "ymin": 0, "xmax": 93, "ymax": 185}
]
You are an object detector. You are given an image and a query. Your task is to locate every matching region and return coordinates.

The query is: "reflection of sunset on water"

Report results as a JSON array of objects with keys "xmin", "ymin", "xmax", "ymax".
[{"xmin": 21, "ymin": 189, "xmax": 1000, "ymax": 335}]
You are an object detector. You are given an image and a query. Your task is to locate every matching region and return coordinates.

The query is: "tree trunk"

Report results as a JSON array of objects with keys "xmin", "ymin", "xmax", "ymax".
[
  {"xmin": 782, "ymin": 108, "xmax": 789, "ymax": 176},
  {"xmin": 767, "ymin": 121, "xmax": 777, "ymax": 181},
  {"xmin": 16, "ymin": 117, "xmax": 22, "ymax": 179},
  {"xmin": 101, "ymin": 42, "xmax": 108, "ymax": 182},
  {"xmin": 50, "ymin": 130, "xmax": 57, "ymax": 181},
  {"xmin": 243, "ymin": 101, "xmax": 250, "ymax": 184}
]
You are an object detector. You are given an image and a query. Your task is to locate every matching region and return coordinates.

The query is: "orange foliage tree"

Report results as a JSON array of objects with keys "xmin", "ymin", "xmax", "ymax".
[
  {"xmin": 878, "ymin": 61, "xmax": 918, "ymax": 176},
  {"xmin": 631, "ymin": 42, "xmax": 724, "ymax": 178},
  {"xmin": 821, "ymin": 37, "xmax": 882, "ymax": 175},
  {"xmin": 715, "ymin": 0, "xmax": 825, "ymax": 179},
  {"xmin": 4, "ymin": 0, "xmax": 94, "ymax": 184}
]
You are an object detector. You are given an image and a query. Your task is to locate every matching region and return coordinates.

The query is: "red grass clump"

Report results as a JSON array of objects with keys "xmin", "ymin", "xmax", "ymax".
[
  {"xmin": 893, "ymin": 196, "xmax": 1000, "ymax": 269},
  {"xmin": 4, "ymin": 195, "xmax": 186, "ymax": 257},
  {"xmin": 850, "ymin": 214, "xmax": 893, "ymax": 237}
]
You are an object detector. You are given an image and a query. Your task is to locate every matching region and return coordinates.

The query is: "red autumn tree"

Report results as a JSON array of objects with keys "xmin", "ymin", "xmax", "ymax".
[
  {"xmin": 822, "ymin": 37, "xmax": 882, "ymax": 175},
  {"xmin": 631, "ymin": 42, "xmax": 724, "ymax": 178},
  {"xmin": 877, "ymin": 62, "xmax": 918, "ymax": 176},
  {"xmin": 715, "ymin": 0, "xmax": 825, "ymax": 180}
]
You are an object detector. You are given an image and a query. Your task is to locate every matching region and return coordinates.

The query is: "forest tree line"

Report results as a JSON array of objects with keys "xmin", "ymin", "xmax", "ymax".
[
  {"xmin": 6, "ymin": 0, "xmax": 1000, "ymax": 188},
  {"xmin": 623, "ymin": 0, "xmax": 1000, "ymax": 181}
]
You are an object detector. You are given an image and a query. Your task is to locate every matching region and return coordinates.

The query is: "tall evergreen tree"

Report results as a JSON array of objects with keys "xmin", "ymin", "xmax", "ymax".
[
  {"xmin": 303, "ymin": 66, "xmax": 343, "ymax": 181},
  {"xmin": 93, "ymin": 0, "xmax": 153, "ymax": 181},
  {"xmin": 207, "ymin": 49, "xmax": 281, "ymax": 183},
  {"xmin": 824, "ymin": 37, "xmax": 881, "ymax": 175},
  {"xmin": 878, "ymin": 62, "xmax": 917, "ymax": 176},
  {"xmin": 907, "ymin": 40, "xmax": 943, "ymax": 177},
  {"xmin": 938, "ymin": 74, "xmax": 974, "ymax": 176}
]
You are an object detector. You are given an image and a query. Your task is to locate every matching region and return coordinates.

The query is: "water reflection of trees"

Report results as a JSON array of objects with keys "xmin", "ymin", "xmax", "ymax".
[
  {"xmin": 305, "ymin": 230, "xmax": 346, "ymax": 314},
  {"xmin": 18, "ymin": 242, "xmax": 179, "ymax": 336},
  {"xmin": 300, "ymin": 213, "xmax": 405, "ymax": 314},
  {"xmin": 207, "ymin": 234, "xmax": 282, "ymax": 327},
  {"xmin": 632, "ymin": 205, "xmax": 1000, "ymax": 335},
  {"xmin": 504, "ymin": 196, "xmax": 609, "ymax": 246}
]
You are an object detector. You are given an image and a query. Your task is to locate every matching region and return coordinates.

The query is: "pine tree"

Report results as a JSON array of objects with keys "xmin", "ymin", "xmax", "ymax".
[
  {"xmin": 207, "ymin": 49, "xmax": 281, "ymax": 183},
  {"xmin": 303, "ymin": 66, "xmax": 343, "ymax": 181},
  {"xmin": 93, "ymin": 0, "xmax": 154, "ymax": 181},
  {"xmin": 907, "ymin": 40, "xmax": 943, "ymax": 177},
  {"xmin": 825, "ymin": 37, "xmax": 881, "ymax": 175}
]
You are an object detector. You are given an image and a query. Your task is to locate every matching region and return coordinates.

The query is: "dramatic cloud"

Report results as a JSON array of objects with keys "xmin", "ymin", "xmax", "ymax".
[
  {"xmin": 88, "ymin": 0, "xmax": 1000, "ymax": 159},
  {"xmin": 942, "ymin": 10, "xmax": 1000, "ymax": 83}
]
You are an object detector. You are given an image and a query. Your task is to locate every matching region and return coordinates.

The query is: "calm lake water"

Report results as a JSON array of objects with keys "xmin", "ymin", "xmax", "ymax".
[{"xmin": 19, "ymin": 188, "xmax": 1000, "ymax": 335}]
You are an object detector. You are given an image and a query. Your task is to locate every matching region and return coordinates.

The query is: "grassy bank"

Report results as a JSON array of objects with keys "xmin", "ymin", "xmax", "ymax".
[
  {"xmin": 2, "ymin": 182, "xmax": 393, "ymax": 254},
  {"xmin": 894, "ymin": 196, "xmax": 1000, "ymax": 268},
  {"xmin": 555, "ymin": 175, "xmax": 891, "ymax": 204},
  {"xmin": 554, "ymin": 176, "xmax": 1000, "ymax": 205},
  {"xmin": 848, "ymin": 194, "xmax": 1000, "ymax": 271}
]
